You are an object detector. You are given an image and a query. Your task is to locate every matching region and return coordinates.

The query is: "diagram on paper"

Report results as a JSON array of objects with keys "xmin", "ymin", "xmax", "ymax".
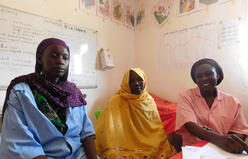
[{"xmin": 159, "ymin": 22, "xmax": 218, "ymax": 70}]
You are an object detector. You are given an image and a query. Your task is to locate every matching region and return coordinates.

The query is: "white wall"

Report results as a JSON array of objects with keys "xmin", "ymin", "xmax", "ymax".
[
  {"xmin": 0, "ymin": 0, "xmax": 136, "ymax": 122},
  {"xmin": 134, "ymin": 0, "xmax": 248, "ymax": 118}
]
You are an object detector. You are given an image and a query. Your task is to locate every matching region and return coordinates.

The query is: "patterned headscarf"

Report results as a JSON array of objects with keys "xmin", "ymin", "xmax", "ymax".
[
  {"xmin": 2, "ymin": 38, "xmax": 86, "ymax": 118},
  {"xmin": 191, "ymin": 58, "xmax": 224, "ymax": 85}
]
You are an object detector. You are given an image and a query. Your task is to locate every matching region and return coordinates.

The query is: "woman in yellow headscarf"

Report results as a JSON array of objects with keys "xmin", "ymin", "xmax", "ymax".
[{"xmin": 95, "ymin": 68, "xmax": 176, "ymax": 159}]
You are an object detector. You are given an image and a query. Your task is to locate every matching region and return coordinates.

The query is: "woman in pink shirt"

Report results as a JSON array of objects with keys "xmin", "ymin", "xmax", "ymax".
[{"xmin": 175, "ymin": 58, "xmax": 248, "ymax": 154}]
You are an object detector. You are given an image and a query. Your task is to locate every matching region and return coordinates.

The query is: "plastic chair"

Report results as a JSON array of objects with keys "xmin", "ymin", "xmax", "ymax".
[{"xmin": 94, "ymin": 110, "xmax": 103, "ymax": 120}]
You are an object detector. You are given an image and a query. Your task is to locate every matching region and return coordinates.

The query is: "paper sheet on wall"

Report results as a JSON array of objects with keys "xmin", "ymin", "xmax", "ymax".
[
  {"xmin": 220, "ymin": 19, "xmax": 240, "ymax": 48},
  {"xmin": 182, "ymin": 143, "xmax": 248, "ymax": 159},
  {"xmin": 159, "ymin": 22, "xmax": 218, "ymax": 70}
]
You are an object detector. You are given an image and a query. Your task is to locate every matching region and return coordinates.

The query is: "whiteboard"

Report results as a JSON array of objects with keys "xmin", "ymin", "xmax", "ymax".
[{"xmin": 0, "ymin": 5, "xmax": 97, "ymax": 89}]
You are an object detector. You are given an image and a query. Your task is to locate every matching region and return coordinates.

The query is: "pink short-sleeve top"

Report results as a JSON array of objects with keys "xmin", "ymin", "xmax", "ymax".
[{"xmin": 175, "ymin": 87, "xmax": 248, "ymax": 146}]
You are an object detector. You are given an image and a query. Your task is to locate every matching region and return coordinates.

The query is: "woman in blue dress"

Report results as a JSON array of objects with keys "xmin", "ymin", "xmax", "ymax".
[{"xmin": 0, "ymin": 38, "xmax": 97, "ymax": 159}]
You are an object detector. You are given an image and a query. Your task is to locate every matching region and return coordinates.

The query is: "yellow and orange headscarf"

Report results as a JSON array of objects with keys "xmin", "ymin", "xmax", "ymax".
[{"xmin": 94, "ymin": 68, "xmax": 175, "ymax": 159}]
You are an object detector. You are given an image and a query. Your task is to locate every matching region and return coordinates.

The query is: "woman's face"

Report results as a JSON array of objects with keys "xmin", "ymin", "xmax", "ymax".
[
  {"xmin": 39, "ymin": 44, "xmax": 69, "ymax": 80},
  {"xmin": 194, "ymin": 64, "xmax": 219, "ymax": 92},
  {"xmin": 129, "ymin": 70, "xmax": 145, "ymax": 95}
]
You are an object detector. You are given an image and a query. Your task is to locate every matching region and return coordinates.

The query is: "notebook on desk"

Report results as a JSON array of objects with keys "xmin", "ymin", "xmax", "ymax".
[{"xmin": 182, "ymin": 142, "xmax": 248, "ymax": 159}]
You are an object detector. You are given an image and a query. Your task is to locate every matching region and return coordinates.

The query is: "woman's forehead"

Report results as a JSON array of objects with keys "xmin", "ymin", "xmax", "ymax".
[
  {"xmin": 195, "ymin": 63, "xmax": 216, "ymax": 73},
  {"xmin": 130, "ymin": 70, "xmax": 142, "ymax": 79},
  {"xmin": 43, "ymin": 44, "xmax": 69, "ymax": 54}
]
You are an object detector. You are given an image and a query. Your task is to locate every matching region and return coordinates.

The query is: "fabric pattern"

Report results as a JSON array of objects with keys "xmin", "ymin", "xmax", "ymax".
[
  {"xmin": 3, "ymin": 73, "xmax": 86, "ymax": 118},
  {"xmin": 32, "ymin": 89, "xmax": 68, "ymax": 135}
]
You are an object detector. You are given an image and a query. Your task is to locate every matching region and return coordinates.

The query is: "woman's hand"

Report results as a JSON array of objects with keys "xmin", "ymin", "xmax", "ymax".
[
  {"xmin": 82, "ymin": 135, "xmax": 97, "ymax": 159},
  {"xmin": 185, "ymin": 122, "xmax": 248, "ymax": 154},
  {"xmin": 228, "ymin": 134, "xmax": 248, "ymax": 153},
  {"xmin": 213, "ymin": 134, "xmax": 244, "ymax": 154}
]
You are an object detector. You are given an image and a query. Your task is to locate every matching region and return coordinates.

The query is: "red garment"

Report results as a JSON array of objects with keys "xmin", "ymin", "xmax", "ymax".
[{"xmin": 150, "ymin": 93, "xmax": 177, "ymax": 135}]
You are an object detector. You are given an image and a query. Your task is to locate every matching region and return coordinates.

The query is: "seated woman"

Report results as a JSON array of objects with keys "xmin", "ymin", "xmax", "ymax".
[
  {"xmin": 175, "ymin": 58, "xmax": 248, "ymax": 154},
  {"xmin": 0, "ymin": 38, "xmax": 97, "ymax": 159},
  {"xmin": 94, "ymin": 68, "xmax": 175, "ymax": 158}
]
